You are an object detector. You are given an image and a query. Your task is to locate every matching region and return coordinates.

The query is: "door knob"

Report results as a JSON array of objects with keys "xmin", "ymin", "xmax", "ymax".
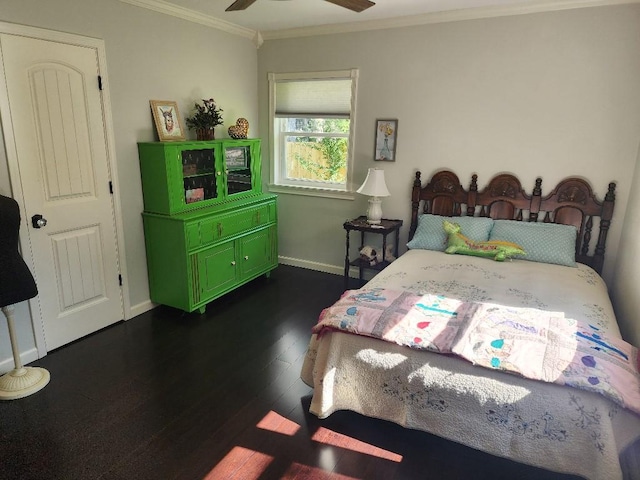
[{"xmin": 31, "ymin": 214, "xmax": 47, "ymax": 229}]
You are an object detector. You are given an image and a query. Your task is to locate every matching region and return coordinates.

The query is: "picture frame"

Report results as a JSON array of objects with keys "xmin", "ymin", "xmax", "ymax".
[
  {"xmin": 150, "ymin": 100, "xmax": 186, "ymax": 141},
  {"xmin": 225, "ymin": 146, "xmax": 249, "ymax": 169},
  {"xmin": 374, "ymin": 119, "xmax": 398, "ymax": 162}
]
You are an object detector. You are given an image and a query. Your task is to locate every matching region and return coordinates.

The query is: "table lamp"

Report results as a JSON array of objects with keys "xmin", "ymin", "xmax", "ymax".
[{"xmin": 356, "ymin": 168, "xmax": 390, "ymax": 224}]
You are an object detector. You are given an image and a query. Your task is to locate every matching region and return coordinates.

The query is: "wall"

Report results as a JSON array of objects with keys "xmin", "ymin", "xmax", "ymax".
[
  {"xmin": 612, "ymin": 145, "xmax": 640, "ymax": 346},
  {"xmin": 258, "ymin": 5, "xmax": 640, "ymax": 344},
  {"xmin": 0, "ymin": 0, "xmax": 258, "ymax": 365}
]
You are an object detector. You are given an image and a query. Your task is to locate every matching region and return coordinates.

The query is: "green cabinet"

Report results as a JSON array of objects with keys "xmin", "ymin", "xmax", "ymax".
[{"xmin": 139, "ymin": 139, "xmax": 277, "ymax": 313}]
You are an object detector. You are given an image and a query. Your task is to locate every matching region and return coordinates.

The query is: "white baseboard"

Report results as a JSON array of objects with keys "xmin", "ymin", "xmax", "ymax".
[
  {"xmin": 128, "ymin": 299, "xmax": 156, "ymax": 319},
  {"xmin": 0, "ymin": 347, "xmax": 39, "ymax": 374},
  {"xmin": 278, "ymin": 256, "xmax": 343, "ymax": 276},
  {"xmin": 277, "ymin": 255, "xmax": 373, "ymax": 280}
]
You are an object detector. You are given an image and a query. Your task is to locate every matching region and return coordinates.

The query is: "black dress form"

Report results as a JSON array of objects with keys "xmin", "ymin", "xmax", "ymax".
[
  {"xmin": 0, "ymin": 195, "xmax": 37, "ymax": 308},
  {"xmin": 0, "ymin": 195, "xmax": 49, "ymax": 401}
]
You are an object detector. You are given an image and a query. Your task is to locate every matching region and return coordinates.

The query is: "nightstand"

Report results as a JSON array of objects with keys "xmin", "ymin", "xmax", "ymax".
[{"xmin": 343, "ymin": 216, "xmax": 403, "ymax": 290}]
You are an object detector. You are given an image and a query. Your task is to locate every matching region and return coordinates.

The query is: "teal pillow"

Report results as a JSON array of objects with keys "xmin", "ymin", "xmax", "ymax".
[
  {"xmin": 489, "ymin": 220, "xmax": 577, "ymax": 267},
  {"xmin": 407, "ymin": 214, "xmax": 494, "ymax": 251}
]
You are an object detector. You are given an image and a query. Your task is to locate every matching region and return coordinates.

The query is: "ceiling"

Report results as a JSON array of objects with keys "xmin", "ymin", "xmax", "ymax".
[{"xmin": 123, "ymin": 0, "xmax": 634, "ymax": 39}]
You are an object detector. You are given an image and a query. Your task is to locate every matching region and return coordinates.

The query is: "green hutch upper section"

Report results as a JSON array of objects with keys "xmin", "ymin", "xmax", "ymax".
[{"xmin": 138, "ymin": 139, "xmax": 262, "ymax": 215}]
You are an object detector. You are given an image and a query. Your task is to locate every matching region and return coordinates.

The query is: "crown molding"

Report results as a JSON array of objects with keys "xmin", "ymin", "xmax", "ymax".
[
  {"xmin": 120, "ymin": 0, "xmax": 639, "ymax": 44},
  {"xmin": 119, "ymin": 0, "xmax": 258, "ymax": 43},
  {"xmin": 261, "ymin": 0, "xmax": 640, "ymax": 40}
]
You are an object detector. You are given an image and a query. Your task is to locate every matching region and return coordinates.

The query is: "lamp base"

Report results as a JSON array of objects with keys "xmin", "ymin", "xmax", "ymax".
[
  {"xmin": 366, "ymin": 197, "xmax": 383, "ymax": 224},
  {"xmin": 0, "ymin": 366, "xmax": 50, "ymax": 400}
]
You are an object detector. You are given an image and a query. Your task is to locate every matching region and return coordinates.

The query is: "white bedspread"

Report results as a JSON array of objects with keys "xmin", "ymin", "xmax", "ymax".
[{"xmin": 301, "ymin": 250, "xmax": 640, "ymax": 480}]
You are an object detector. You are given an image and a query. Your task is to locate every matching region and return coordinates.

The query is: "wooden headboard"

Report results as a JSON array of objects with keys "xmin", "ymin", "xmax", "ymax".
[{"xmin": 409, "ymin": 170, "xmax": 616, "ymax": 274}]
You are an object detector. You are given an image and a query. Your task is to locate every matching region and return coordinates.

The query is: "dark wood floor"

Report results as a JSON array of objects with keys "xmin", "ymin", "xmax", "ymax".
[{"xmin": 0, "ymin": 265, "xmax": 579, "ymax": 480}]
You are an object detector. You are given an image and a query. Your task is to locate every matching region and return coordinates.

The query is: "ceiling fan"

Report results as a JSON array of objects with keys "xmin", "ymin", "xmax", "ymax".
[{"xmin": 226, "ymin": 0, "xmax": 375, "ymax": 13}]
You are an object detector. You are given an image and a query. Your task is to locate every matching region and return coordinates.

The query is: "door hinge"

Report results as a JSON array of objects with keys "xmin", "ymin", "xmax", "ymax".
[
  {"xmin": 109, "ymin": 181, "xmax": 113, "ymax": 194},
  {"xmin": 118, "ymin": 274, "xmax": 123, "ymax": 286},
  {"xmin": 98, "ymin": 75, "xmax": 103, "ymax": 91}
]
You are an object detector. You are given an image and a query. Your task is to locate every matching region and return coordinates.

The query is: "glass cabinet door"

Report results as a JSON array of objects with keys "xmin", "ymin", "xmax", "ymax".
[
  {"xmin": 224, "ymin": 145, "xmax": 252, "ymax": 195},
  {"xmin": 181, "ymin": 148, "xmax": 218, "ymax": 206}
]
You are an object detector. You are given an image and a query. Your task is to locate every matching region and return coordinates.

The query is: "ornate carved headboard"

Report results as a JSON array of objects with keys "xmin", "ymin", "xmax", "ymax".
[{"xmin": 409, "ymin": 170, "xmax": 616, "ymax": 274}]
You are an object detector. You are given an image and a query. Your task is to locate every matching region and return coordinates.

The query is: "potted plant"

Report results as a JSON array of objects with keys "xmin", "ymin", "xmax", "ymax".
[{"xmin": 185, "ymin": 98, "xmax": 224, "ymax": 140}]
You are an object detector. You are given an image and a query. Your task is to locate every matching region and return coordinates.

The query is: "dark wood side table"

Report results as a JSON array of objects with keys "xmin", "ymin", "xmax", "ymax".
[{"xmin": 343, "ymin": 216, "xmax": 403, "ymax": 290}]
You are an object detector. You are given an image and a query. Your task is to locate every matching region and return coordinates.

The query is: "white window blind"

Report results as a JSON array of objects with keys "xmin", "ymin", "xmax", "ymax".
[{"xmin": 275, "ymin": 79, "xmax": 352, "ymax": 118}]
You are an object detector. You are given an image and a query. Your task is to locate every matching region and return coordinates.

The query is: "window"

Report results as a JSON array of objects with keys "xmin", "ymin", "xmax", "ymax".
[{"xmin": 268, "ymin": 70, "xmax": 358, "ymax": 196}]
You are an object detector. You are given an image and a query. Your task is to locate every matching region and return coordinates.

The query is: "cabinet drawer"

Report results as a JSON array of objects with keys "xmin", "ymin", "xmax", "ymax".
[
  {"xmin": 192, "ymin": 203, "xmax": 272, "ymax": 249},
  {"xmin": 186, "ymin": 223, "xmax": 200, "ymax": 250},
  {"xmin": 218, "ymin": 204, "xmax": 270, "ymax": 239}
]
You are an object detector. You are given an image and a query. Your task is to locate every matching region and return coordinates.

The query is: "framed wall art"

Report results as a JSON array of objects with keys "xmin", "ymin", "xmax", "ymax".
[
  {"xmin": 150, "ymin": 100, "xmax": 186, "ymax": 141},
  {"xmin": 374, "ymin": 119, "xmax": 398, "ymax": 162}
]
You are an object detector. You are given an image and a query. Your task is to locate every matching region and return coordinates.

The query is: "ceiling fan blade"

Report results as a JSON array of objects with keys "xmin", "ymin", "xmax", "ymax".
[
  {"xmin": 324, "ymin": 0, "xmax": 375, "ymax": 13},
  {"xmin": 226, "ymin": 0, "xmax": 259, "ymax": 11}
]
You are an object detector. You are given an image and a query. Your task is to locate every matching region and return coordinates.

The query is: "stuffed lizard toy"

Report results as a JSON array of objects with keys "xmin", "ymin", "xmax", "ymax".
[{"xmin": 443, "ymin": 220, "xmax": 525, "ymax": 261}]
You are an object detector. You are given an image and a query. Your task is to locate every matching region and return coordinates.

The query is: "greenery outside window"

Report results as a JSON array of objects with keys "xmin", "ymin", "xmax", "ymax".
[{"xmin": 268, "ymin": 70, "xmax": 358, "ymax": 196}]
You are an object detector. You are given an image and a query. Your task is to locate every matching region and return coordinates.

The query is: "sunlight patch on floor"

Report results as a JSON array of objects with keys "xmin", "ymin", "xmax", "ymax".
[
  {"xmin": 204, "ymin": 411, "xmax": 401, "ymax": 479},
  {"xmin": 312, "ymin": 426, "xmax": 403, "ymax": 462},
  {"xmin": 282, "ymin": 462, "xmax": 361, "ymax": 479},
  {"xmin": 202, "ymin": 446, "xmax": 273, "ymax": 480},
  {"xmin": 257, "ymin": 410, "xmax": 301, "ymax": 436}
]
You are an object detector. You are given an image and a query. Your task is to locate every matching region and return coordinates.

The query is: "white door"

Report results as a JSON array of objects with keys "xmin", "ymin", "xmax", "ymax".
[{"xmin": 0, "ymin": 34, "xmax": 123, "ymax": 350}]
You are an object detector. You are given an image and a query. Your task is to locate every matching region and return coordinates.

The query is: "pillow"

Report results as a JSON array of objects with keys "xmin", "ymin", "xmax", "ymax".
[
  {"xmin": 488, "ymin": 220, "xmax": 577, "ymax": 267},
  {"xmin": 407, "ymin": 214, "xmax": 494, "ymax": 251}
]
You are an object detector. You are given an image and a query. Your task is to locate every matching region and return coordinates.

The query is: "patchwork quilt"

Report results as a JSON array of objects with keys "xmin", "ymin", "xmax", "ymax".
[{"xmin": 313, "ymin": 288, "xmax": 640, "ymax": 416}]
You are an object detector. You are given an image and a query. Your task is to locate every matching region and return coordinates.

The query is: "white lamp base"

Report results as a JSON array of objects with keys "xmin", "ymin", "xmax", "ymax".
[
  {"xmin": 366, "ymin": 196, "xmax": 383, "ymax": 224},
  {"xmin": 0, "ymin": 367, "xmax": 50, "ymax": 400}
]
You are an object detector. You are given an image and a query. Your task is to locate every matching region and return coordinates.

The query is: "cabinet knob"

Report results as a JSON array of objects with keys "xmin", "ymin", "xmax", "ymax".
[
  {"xmin": 231, "ymin": 261, "xmax": 236, "ymax": 266},
  {"xmin": 244, "ymin": 255, "xmax": 249, "ymax": 260},
  {"xmin": 216, "ymin": 171, "xmax": 222, "ymax": 176}
]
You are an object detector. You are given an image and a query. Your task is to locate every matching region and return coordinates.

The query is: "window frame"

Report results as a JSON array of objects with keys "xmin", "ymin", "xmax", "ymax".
[{"xmin": 268, "ymin": 69, "xmax": 359, "ymax": 199}]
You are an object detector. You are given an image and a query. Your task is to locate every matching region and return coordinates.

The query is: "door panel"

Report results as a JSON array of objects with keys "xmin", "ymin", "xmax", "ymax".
[
  {"xmin": 197, "ymin": 241, "xmax": 238, "ymax": 300},
  {"xmin": 52, "ymin": 225, "xmax": 106, "ymax": 311},
  {"xmin": 0, "ymin": 34, "xmax": 122, "ymax": 350},
  {"xmin": 33, "ymin": 67, "xmax": 95, "ymax": 199},
  {"xmin": 241, "ymin": 227, "xmax": 273, "ymax": 278}
]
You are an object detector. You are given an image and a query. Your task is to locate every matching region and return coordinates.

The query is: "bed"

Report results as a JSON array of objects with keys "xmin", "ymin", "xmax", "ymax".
[{"xmin": 301, "ymin": 170, "xmax": 640, "ymax": 480}]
